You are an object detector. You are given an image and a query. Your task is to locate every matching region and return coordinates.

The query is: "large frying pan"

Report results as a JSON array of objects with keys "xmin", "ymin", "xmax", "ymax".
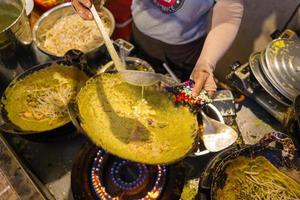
[
  {"xmin": 199, "ymin": 132, "xmax": 298, "ymax": 200},
  {"xmin": 0, "ymin": 50, "xmax": 92, "ymax": 141},
  {"xmin": 68, "ymin": 58, "xmax": 223, "ymax": 165}
]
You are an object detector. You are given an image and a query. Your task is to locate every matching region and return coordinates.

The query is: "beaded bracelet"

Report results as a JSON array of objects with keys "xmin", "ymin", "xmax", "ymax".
[{"xmin": 166, "ymin": 80, "xmax": 212, "ymax": 108}]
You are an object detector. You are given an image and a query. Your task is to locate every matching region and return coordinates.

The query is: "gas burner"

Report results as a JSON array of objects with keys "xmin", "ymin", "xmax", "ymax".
[
  {"xmin": 89, "ymin": 149, "xmax": 166, "ymax": 199},
  {"xmin": 110, "ymin": 161, "xmax": 149, "ymax": 191},
  {"xmin": 71, "ymin": 143, "xmax": 185, "ymax": 200}
]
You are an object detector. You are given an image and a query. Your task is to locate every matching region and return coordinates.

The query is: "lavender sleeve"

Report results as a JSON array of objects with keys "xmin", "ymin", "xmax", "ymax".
[{"xmin": 195, "ymin": 0, "xmax": 244, "ymax": 72}]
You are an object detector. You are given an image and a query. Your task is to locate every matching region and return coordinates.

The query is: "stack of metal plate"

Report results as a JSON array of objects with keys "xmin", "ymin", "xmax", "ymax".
[
  {"xmin": 249, "ymin": 52, "xmax": 292, "ymax": 106},
  {"xmin": 249, "ymin": 38, "xmax": 300, "ymax": 105},
  {"xmin": 263, "ymin": 38, "xmax": 300, "ymax": 101}
]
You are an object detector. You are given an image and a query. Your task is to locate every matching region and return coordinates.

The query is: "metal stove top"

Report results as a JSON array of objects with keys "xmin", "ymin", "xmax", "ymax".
[
  {"xmin": 0, "ymin": 135, "xmax": 46, "ymax": 200},
  {"xmin": 0, "ymin": 38, "xmax": 285, "ymax": 200},
  {"xmin": 0, "ymin": 96, "xmax": 284, "ymax": 200}
]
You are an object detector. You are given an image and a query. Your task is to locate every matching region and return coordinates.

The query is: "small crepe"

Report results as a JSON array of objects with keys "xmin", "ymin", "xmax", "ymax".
[{"xmin": 3, "ymin": 64, "xmax": 88, "ymax": 132}]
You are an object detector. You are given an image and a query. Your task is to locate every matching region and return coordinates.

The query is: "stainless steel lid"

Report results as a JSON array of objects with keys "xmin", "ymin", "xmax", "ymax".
[
  {"xmin": 260, "ymin": 49, "xmax": 290, "ymax": 100},
  {"xmin": 249, "ymin": 52, "xmax": 291, "ymax": 106},
  {"xmin": 263, "ymin": 38, "xmax": 300, "ymax": 101}
]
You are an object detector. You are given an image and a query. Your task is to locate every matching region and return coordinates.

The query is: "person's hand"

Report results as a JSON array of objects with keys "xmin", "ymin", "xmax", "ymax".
[
  {"xmin": 71, "ymin": 0, "xmax": 93, "ymax": 20},
  {"xmin": 190, "ymin": 63, "xmax": 217, "ymax": 97}
]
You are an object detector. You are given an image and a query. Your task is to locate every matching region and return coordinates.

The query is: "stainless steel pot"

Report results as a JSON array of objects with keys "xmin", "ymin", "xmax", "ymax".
[
  {"xmin": 0, "ymin": 0, "xmax": 34, "ymax": 94},
  {"xmin": 0, "ymin": 0, "xmax": 32, "ymax": 51}
]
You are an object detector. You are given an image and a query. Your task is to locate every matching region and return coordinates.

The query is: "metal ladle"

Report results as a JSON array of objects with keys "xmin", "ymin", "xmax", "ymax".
[
  {"xmin": 201, "ymin": 112, "xmax": 238, "ymax": 152},
  {"xmin": 90, "ymin": 4, "xmax": 167, "ymax": 86}
]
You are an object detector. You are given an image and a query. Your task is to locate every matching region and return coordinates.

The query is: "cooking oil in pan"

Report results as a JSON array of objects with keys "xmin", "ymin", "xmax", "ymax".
[
  {"xmin": 136, "ymin": 86, "xmax": 145, "ymax": 114},
  {"xmin": 141, "ymin": 86, "xmax": 145, "ymax": 100},
  {"xmin": 132, "ymin": 86, "xmax": 147, "ymax": 117}
]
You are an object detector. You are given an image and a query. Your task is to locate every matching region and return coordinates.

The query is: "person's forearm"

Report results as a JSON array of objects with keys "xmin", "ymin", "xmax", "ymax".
[{"xmin": 196, "ymin": 0, "xmax": 244, "ymax": 72}]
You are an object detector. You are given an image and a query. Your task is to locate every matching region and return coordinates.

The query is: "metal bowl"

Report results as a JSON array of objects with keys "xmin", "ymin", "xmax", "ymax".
[
  {"xmin": 99, "ymin": 57, "xmax": 155, "ymax": 73},
  {"xmin": 32, "ymin": 2, "xmax": 115, "ymax": 58}
]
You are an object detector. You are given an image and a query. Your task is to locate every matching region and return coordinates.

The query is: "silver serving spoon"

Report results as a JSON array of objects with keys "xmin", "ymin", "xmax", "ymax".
[{"xmin": 201, "ymin": 112, "xmax": 238, "ymax": 152}]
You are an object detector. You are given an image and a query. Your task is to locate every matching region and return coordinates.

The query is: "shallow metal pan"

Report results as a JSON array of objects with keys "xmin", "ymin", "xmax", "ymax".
[
  {"xmin": 199, "ymin": 132, "xmax": 298, "ymax": 200},
  {"xmin": 0, "ymin": 50, "xmax": 91, "ymax": 142}
]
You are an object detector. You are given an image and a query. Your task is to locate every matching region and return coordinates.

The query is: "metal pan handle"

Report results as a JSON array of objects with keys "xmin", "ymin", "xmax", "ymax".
[
  {"xmin": 258, "ymin": 132, "xmax": 296, "ymax": 164},
  {"xmin": 198, "ymin": 146, "xmax": 236, "ymax": 196},
  {"xmin": 63, "ymin": 50, "xmax": 94, "ymax": 76},
  {"xmin": 67, "ymin": 101, "xmax": 85, "ymax": 134}
]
